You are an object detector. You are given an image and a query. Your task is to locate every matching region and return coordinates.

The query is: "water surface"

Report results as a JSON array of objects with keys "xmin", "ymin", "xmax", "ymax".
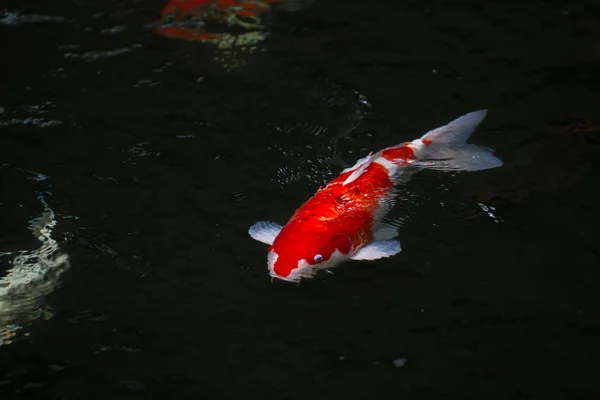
[{"xmin": 1, "ymin": 0, "xmax": 600, "ymax": 398}]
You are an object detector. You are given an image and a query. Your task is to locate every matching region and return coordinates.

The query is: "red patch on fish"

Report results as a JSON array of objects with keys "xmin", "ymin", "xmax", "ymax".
[
  {"xmin": 235, "ymin": 9, "xmax": 258, "ymax": 17},
  {"xmin": 154, "ymin": 0, "xmax": 285, "ymax": 42},
  {"xmin": 380, "ymin": 145, "xmax": 416, "ymax": 164}
]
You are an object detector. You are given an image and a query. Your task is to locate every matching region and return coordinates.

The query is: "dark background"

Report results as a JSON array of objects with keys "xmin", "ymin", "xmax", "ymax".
[{"xmin": 1, "ymin": 0, "xmax": 599, "ymax": 399}]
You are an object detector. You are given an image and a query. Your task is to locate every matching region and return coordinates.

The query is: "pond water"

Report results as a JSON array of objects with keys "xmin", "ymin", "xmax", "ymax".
[{"xmin": 1, "ymin": 0, "xmax": 599, "ymax": 398}]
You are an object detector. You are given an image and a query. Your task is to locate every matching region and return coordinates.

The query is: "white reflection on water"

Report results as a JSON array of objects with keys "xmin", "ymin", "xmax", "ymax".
[
  {"xmin": 478, "ymin": 202, "xmax": 504, "ymax": 223},
  {"xmin": 0, "ymin": 9, "xmax": 72, "ymax": 25},
  {"xmin": 63, "ymin": 44, "xmax": 143, "ymax": 61},
  {"xmin": 0, "ymin": 190, "xmax": 70, "ymax": 346},
  {"xmin": 0, "ymin": 102, "xmax": 63, "ymax": 128},
  {"xmin": 0, "ymin": 117, "xmax": 62, "ymax": 128}
]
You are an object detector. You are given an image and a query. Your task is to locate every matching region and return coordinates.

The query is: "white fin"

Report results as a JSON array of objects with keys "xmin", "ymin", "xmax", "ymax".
[
  {"xmin": 249, "ymin": 221, "xmax": 282, "ymax": 245},
  {"xmin": 350, "ymin": 240, "xmax": 401, "ymax": 260},
  {"xmin": 373, "ymin": 224, "xmax": 399, "ymax": 240},
  {"xmin": 342, "ymin": 160, "xmax": 371, "ymax": 185},
  {"xmin": 342, "ymin": 152, "xmax": 374, "ymax": 185},
  {"xmin": 421, "ymin": 110, "xmax": 488, "ymax": 146},
  {"xmin": 412, "ymin": 145, "xmax": 502, "ymax": 171},
  {"xmin": 414, "ymin": 110, "xmax": 503, "ymax": 172},
  {"xmin": 341, "ymin": 151, "xmax": 373, "ymax": 173}
]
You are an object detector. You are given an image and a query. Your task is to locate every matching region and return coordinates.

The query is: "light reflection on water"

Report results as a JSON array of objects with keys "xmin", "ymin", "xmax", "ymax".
[
  {"xmin": 0, "ymin": 102, "xmax": 63, "ymax": 128},
  {"xmin": 0, "ymin": 1, "xmax": 597, "ymax": 397},
  {"xmin": 0, "ymin": 9, "xmax": 72, "ymax": 25},
  {"xmin": 62, "ymin": 44, "xmax": 143, "ymax": 61},
  {"xmin": 0, "ymin": 170, "xmax": 70, "ymax": 347}
]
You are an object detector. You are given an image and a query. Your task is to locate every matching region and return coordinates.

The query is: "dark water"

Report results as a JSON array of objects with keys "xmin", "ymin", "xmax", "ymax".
[{"xmin": 1, "ymin": 0, "xmax": 600, "ymax": 398}]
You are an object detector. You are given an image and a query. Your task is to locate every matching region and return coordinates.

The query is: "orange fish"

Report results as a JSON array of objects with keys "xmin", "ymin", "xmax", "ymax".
[
  {"xmin": 154, "ymin": 0, "xmax": 283, "ymax": 41},
  {"xmin": 249, "ymin": 110, "xmax": 503, "ymax": 282}
]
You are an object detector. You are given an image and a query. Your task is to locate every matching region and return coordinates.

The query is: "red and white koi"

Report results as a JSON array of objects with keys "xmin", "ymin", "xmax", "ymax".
[
  {"xmin": 249, "ymin": 110, "xmax": 503, "ymax": 282},
  {"xmin": 153, "ymin": 0, "xmax": 310, "ymax": 43}
]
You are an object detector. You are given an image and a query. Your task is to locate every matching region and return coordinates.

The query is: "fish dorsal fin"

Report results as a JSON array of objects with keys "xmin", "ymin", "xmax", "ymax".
[
  {"xmin": 341, "ymin": 151, "xmax": 373, "ymax": 173},
  {"xmin": 350, "ymin": 240, "xmax": 401, "ymax": 260},
  {"xmin": 342, "ymin": 152, "xmax": 375, "ymax": 186},
  {"xmin": 249, "ymin": 221, "xmax": 282, "ymax": 245}
]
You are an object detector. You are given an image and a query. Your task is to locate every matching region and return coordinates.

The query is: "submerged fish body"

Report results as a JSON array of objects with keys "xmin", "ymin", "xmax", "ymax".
[
  {"xmin": 249, "ymin": 110, "xmax": 503, "ymax": 282},
  {"xmin": 153, "ymin": 0, "xmax": 313, "ymax": 43}
]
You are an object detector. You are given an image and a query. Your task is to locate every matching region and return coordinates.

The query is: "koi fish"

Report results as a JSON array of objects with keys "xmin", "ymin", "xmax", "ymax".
[
  {"xmin": 153, "ymin": 0, "xmax": 311, "ymax": 43},
  {"xmin": 249, "ymin": 110, "xmax": 503, "ymax": 282}
]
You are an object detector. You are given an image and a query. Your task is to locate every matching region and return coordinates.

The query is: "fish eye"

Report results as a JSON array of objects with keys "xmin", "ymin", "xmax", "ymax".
[{"xmin": 313, "ymin": 254, "xmax": 323, "ymax": 262}]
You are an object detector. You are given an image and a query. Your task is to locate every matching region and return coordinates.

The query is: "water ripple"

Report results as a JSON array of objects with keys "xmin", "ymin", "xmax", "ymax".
[
  {"xmin": 101, "ymin": 25, "xmax": 127, "ymax": 35},
  {"xmin": 478, "ymin": 202, "xmax": 504, "ymax": 223},
  {"xmin": 0, "ymin": 102, "xmax": 63, "ymax": 128},
  {"xmin": 0, "ymin": 181, "xmax": 71, "ymax": 346},
  {"xmin": 0, "ymin": 118, "xmax": 62, "ymax": 128},
  {"xmin": 63, "ymin": 44, "xmax": 142, "ymax": 61},
  {"xmin": 0, "ymin": 9, "xmax": 72, "ymax": 25}
]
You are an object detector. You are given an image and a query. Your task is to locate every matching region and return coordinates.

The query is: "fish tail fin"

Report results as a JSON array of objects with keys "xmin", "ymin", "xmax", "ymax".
[{"xmin": 412, "ymin": 110, "xmax": 503, "ymax": 172}]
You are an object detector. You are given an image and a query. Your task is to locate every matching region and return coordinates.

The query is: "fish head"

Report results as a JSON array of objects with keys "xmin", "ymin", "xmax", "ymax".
[{"xmin": 267, "ymin": 225, "xmax": 353, "ymax": 282}]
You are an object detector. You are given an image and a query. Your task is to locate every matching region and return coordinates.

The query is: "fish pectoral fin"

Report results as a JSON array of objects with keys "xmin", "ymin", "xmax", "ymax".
[
  {"xmin": 373, "ymin": 224, "xmax": 399, "ymax": 240},
  {"xmin": 350, "ymin": 240, "xmax": 401, "ymax": 261},
  {"xmin": 248, "ymin": 221, "xmax": 282, "ymax": 245}
]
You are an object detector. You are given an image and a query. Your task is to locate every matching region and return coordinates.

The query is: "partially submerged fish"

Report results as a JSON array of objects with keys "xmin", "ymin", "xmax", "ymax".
[
  {"xmin": 153, "ymin": 0, "xmax": 313, "ymax": 43},
  {"xmin": 249, "ymin": 110, "xmax": 503, "ymax": 282}
]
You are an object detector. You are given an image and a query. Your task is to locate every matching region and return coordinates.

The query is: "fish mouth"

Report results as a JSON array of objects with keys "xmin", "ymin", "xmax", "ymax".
[
  {"xmin": 268, "ymin": 265, "xmax": 320, "ymax": 283},
  {"xmin": 267, "ymin": 252, "xmax": 320, "ymax": 283},
  {"xmin": 269, "ymin": 271, "xmax": 300, "ymax": 283}
]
